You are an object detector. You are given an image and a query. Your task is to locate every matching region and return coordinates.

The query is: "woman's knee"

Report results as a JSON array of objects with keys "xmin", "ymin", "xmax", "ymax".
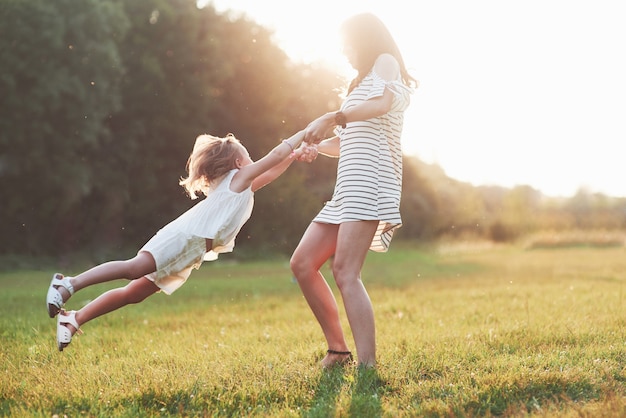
[
  {"xmin": 290, "ymin": 249, "xmax": 326, "ymax": 283},
  {"xmin": 290, "ymin": 252, "xmax": 308, "ymax": 278},
  {"xmin": 331, "ymin": 259, "xmax": 360, "ymax": 292}
]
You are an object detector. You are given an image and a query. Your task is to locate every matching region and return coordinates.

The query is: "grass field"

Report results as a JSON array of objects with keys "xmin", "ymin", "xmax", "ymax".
[{"xmin": 1, "ymin": 241, "xmax": 626, "ymax": 417}]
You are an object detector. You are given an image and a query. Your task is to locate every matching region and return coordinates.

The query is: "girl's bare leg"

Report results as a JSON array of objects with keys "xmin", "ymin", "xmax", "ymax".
[
  {"xmin": 55, "ymin": 251, "xmax": 157, "ymax": 303},
  {"xmin": 332, "ymin": 220, "xmax": 379, "ymax": 367},
  {"xmin": 70, "ymin": 277, "xmax": 160, "ymax": 334},
  {"xmin": 56, "ymin": 251, "xmax": 159, "ymax": 335},
  {"xmin": 291, "ymin": 222, "xmax": 351, "ymax": 367}
]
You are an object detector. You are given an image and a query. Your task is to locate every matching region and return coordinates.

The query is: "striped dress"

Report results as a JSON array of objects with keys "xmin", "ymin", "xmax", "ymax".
[{"xmin": 314, "ymin": 69, "xmax": 413, "ymax": 252}]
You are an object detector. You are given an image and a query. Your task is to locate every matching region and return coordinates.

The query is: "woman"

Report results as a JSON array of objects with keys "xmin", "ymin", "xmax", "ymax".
[{"xmin": 291, "ymin": 12, "xmax": 417, "ymax": 368}]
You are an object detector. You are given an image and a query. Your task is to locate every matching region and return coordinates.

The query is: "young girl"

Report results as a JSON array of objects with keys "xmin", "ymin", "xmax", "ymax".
[{"xmin": 46, "ymin": 129, "xmax": 306, "ymax": 351}]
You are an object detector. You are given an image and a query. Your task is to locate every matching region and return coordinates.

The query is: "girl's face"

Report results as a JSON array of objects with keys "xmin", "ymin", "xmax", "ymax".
[{"xmin": 235, "ymin": 144, "xmax": 253, "ymax": 168}]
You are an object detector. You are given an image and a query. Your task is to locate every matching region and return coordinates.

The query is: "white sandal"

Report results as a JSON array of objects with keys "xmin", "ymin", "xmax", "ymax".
[
  {"xmin": 57, "ymin": 310, "xmax": 82, "ymax": 351},
  {"xmin": 46, "ymin": 273, "xmax": 74, "ymax": 318}
]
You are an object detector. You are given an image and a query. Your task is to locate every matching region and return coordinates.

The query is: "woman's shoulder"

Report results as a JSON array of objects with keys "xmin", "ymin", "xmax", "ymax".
[
  {"xmin": 372, "ymin": 54, "xmax": 400, "ymax": 80},
  {"xmin": 375, "ymin": 53, "xmax": 399, "ymax": 66}
]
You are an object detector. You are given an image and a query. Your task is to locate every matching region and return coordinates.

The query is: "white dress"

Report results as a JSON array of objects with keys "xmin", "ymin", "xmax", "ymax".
[
  {"xmin": 141, "ymin": 169, "xmax": 254, "ymax": 294},
  {"xmin": 313, "ymin": 69, "xmax": 413, "ymax": 252}
]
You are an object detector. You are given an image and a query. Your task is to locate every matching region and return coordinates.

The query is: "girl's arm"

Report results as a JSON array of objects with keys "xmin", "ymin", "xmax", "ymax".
[
  {"xmin": 231, "ymin": 130, "xmax": 305, "ymax": 193},
  {"xmin": 250, "ymin": 147, "xmax": 299, "ymax": 192},
  {"xmin": 304, "ymin": 53, "xmax": 400, "ymax": 144}
]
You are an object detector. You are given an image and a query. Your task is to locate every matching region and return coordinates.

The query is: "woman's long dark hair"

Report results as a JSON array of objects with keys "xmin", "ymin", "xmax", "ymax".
[{"xmin": 341, "ymin": 13, "xmax": 418, "ymax": 93}]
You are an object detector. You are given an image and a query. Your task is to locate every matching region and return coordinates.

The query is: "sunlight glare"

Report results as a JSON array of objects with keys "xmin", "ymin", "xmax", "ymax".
[{"xmin": 204, "ymin": 0, "xmax": 626, "ymax": 197}]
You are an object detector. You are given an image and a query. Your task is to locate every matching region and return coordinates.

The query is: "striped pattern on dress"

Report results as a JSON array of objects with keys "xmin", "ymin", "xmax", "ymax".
[{"xmin": 313, "ymin": 70, "xmax": 412, "ymax": 252}]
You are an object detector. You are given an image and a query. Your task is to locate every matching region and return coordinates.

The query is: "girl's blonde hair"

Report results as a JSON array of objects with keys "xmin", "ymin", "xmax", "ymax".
[{"xmin": 179, "ymin": 133, "xmax": 242, "ymax": 199}]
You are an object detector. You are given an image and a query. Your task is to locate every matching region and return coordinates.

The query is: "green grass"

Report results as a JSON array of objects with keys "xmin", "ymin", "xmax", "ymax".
[{"xmin": 2, "ymin": 242, "xmax": 626, "ymax": 417}]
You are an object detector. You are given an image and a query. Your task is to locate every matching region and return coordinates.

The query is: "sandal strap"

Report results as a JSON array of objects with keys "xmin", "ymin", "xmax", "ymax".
[
  {"xmin": 53, "ymin": 274, "xmax": 74, "ymax": 296},
  {"xmin": 327, "ymin": 349, "xmax": 352, "ymax": 356},
  {"xmin": 59, "ymin": 311, "xmax": 82, "ymax": 335}
]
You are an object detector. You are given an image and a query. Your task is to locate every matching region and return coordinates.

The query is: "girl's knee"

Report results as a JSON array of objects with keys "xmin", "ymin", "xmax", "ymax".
[
  {"xmin": 123, "ymin": 279, "xmax": 158, "ymax": 304},
  {"xmin": 126, "ymin": 253, "xmax": 156, "ymax": 279},
  {"xmin": 129, "ymin": 291, "xmax": 150, "ymax": 304},
  {"xmin": 119, "ymin": 287, "xmax": 145, "ymax": 305}
]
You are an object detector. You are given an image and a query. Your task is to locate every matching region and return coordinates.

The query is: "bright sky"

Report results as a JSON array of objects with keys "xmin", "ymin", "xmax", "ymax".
[{"xmin": 206, "ymin": 0, "xmax": 626, "ymax": 197}]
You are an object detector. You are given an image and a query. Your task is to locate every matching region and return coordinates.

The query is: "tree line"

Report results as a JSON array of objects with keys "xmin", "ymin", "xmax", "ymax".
[{"xmin": 1, "ymin": 0, "xmax": 624, "ymax": 263}]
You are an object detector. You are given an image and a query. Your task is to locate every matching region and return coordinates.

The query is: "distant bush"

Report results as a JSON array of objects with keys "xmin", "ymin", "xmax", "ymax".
[{"xmin": 523, "ymin": 229, "xmax": 626, "ymax": 249}]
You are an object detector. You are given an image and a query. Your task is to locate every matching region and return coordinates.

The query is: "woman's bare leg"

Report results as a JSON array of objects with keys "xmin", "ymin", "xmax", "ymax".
[
  {"xmin": 291, "ymin": 222, "xmax": 351, "ymax": 366},
  {"xmin": 332, "ymin": 220, "xmax": 378, "ymax": 367}
]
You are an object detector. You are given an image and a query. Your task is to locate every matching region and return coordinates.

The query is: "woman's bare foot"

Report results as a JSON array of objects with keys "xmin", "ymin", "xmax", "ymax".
[{"xmin": 321, "ymin": 349, "xmax": 353, "ymax": 368}]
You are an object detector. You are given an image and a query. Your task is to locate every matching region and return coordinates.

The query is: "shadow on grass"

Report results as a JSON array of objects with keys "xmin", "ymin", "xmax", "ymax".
[
  {"xmin": 302, "ymin": 366, "xmax": 385, "ymax": 418},
  {"xmin": 462, "ymin": 378, "xmax": 601, "ymax": 416},
  {"xmin": 348, "ymin": 367, "xmax": 384, "ymax": 417},
  {"xmin": 302, "ymin": 366, "xmax": 348, "ymax": 418}
]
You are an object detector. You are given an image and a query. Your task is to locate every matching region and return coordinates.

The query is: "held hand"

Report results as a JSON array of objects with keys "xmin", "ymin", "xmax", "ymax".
[
  {"xmin": 295, "ymin": 144, "xmax": 318, "ymax": 163},
  {"xmin": 304, "ymin": 113, "xmax": 334, "ymax": 144}
]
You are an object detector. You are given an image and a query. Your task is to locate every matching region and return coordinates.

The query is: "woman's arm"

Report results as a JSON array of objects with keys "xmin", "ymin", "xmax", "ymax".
[
  {"xmin": 316, "ymin": 136, "xmax": 340, "ymax": 158},
  {"xmin": 304, "ymin": 54, "xmax": 400, "ymax": 144}
]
